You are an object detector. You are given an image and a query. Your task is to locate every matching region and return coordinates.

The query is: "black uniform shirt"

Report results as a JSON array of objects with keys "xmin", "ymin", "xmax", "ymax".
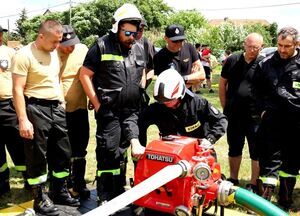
[
  {"xmin": 254, "ymin": 49, "xmax": 300, "ymax": 114},
  {"xmin": 83, "ymin": 32, "xmax": 145, "ymax": 109},
  {"xmin": 139, "ymin": 90, "xmax": 228, "ymax": 145},
  {"xmin": 154, "ymin": 42, "xmax": 199, "ymax": 76}
]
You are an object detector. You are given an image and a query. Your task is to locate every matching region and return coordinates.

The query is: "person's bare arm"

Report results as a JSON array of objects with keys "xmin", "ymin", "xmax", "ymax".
[
  {"xmin": 79, "ymin": 66, "xmax": 101, "ymax": 112},
  {"xmin": 185, "ymin": 60, "xmax": 205, "ymax": 88},
  {"xmin": 12, "ymin": 74, "xmax": 34, "ymax": 140},
  {"xmin": 219, "ymin": 77, "xmax": 228, "ymax": 109}
]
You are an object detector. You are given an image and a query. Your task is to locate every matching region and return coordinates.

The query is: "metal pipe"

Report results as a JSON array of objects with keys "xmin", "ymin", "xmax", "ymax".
[{"xmin": 84, "ymin": 160, "xmax": 191, "ymax": 216}]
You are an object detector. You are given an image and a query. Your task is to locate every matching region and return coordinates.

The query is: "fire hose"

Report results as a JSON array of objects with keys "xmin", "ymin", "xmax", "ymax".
[{"xmin": 84, "ymin": 136, "xmax": 288, "ymax": 216}]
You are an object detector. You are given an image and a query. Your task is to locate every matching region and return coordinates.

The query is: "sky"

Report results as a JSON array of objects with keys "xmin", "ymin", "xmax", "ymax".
[{"xmin": 0, "ymin": 0, "xmax": 299, "ymax": 32}]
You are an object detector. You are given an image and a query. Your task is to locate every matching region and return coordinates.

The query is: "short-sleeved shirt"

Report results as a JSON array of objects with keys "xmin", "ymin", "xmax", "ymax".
[
  {"xmin": 11, "ymin": 42, "xmax": 62, "ymax": 100},
  {"xmin": 0, "ymin": 45, "xmax": 15, "ymax": 100},
  {"xmin": 154, "ymin": 42, "xmax": 199, "ymax": 76},
  {"xmin": 60, "ymin": 43, "xmax": 88, "ymax": 112},
  {"xmin": 221, "ymin": 52, "xmax": 262, "ymax": 114}
]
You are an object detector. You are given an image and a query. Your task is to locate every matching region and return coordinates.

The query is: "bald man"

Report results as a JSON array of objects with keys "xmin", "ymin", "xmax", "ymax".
[{"xmin": 219, "ymin": 33, "xmax": 264, "ymax": 193}]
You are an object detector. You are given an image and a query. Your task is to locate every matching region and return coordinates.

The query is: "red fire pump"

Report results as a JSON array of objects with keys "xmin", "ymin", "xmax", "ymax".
[{"xmin": 134, "ymin": 135, "xmax": 222, "ymax": 215}]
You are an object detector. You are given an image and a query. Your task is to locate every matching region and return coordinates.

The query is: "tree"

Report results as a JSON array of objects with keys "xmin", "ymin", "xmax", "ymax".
[
  {"xmin": 15, "ymin": 8, "xmax": 28, "ymax": 43},
  {"xmin": 133, "ymin": 0, "xmax": 171, "ymax": 29},
  {"xmin": 267, "ymin": 22, "xmax": 278, "ymax": 46},
  {"xmin": 167, "ymin": 10, "xmax": 208, "ymax": 31}
]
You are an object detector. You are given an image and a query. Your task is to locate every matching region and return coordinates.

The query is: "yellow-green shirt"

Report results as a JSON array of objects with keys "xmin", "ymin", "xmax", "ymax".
[
  {"xmin": 11, "ymin": 43, "xmax": 62, "ymax": 100},
  {"xmin": 0, "ymin": 45, "xmax": 15, "ymax": 100},
  {"xmin": 60, "ymin": 43, "xmax": 88, "ymax": 112}
]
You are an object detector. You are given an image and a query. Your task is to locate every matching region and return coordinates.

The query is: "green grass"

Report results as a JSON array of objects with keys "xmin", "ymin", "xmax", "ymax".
[{"xmin": 1, "ymin": 67, "xmax": 300, "ymax": 215}]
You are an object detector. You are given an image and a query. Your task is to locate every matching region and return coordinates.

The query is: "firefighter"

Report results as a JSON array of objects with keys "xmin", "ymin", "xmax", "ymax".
[
  {"xmin": 139, "ymin": 68, "xmax": 227, "ymax": 149},
  {"xmin": 79, "ymin": 3, "xmax": 146, "ymax": 203},
  {"xmin": 253, "ymin": 27, "xmax": 300, "ymax": 209},
  {"xmin": 0, "ymin": 25, "xmax": 27, "ymax": 196},
  {"xmin": 58, "ymin": 25, "xmax": 90, "ymax": 199},
  {"xmin": 12, "ymin": 20, "xmax": 79, "ymax": 216}
]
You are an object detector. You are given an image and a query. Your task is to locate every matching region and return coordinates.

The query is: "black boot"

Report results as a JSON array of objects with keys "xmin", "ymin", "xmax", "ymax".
[
  {"xmin": 71, "ymin": 159, "xmax": 90, "ymax": 199},
  {"xmin": 49, "ymin": 178, "xmax": 80, "ymax": 207},
  {"xmin": 96, "ymin": 174, "xmax": 114, "ymax": 204},
  {"xmin": 22, "ymin": 172, "xmax": 31, "ymax": 191},
  {"xmin": 278, "ymin": 177, "xmax": 296, "ymax": 210},
  {"xmin": 0, "ymin": 180, "xmax": 10, "ymax": 196},
  {"xmin": 257, "ymin": 179, "xmax": 275, "ymax": 201},
  {"xmin": 0, "ymin": 167, "xmax": 10, "ymax": 196},
  {"xmin": 32, "ymin": 184, "xmax": 59, "ymax": 216}
]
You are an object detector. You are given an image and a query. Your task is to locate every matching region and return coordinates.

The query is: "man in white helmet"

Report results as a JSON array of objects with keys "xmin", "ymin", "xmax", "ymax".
[
  {"xmin": 139, "ymin": 68, "xmax": 227, "ymax": 150},
  {"xmin": 80, "ymin": 3, "xmax": 146, "ymax": 203}
]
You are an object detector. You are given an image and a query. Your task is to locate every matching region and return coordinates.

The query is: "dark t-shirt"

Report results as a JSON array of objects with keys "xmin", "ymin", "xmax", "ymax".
[
  {"xmin": 221, "ymin": 52, "xmax": 263, "ymax": 114},
  {"xmin": 154, "ymin": 42, "xmax": 199, "ymax": 76}
]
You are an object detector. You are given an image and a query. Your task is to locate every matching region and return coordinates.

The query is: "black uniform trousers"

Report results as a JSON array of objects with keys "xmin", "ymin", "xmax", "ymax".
[
  {"xmin": 95, "ymin": 106, "xmax": 139, "ymax": 199},
  {"xmin": 257, "ymin": 111, "xmax": 300, "ymax": 178},
  {"xmin": 25, "ymin": 100, "xmax": 71, "ymax": 184},
  {"xmin": 66, "ymin": 109, "xmax": 89, "ymax": 159},
  {"xmin": 0, "ymin": 99, "xmax": 25, "ymax": 182}
]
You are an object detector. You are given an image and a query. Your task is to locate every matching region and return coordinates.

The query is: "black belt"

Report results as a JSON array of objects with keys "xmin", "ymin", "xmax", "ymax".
[
  {"xmin": 26, "ymin": 97, "xmax": 61, "ymax": 106},
  {"xmin": 0, "ymin": 98, "xmax": 12, "ymax": 106}
]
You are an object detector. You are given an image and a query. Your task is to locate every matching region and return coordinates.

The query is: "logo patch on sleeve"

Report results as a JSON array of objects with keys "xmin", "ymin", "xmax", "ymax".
[
  {"xmin": 185, "ymin": 121, "xmax": 201, "ymax": 132},
  {"xmin": 210, "ymin": 106, "xmax": 219, "ymax": 115}
]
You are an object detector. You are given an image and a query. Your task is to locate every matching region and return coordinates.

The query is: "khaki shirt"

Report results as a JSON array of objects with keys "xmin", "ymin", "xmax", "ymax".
[
  {"xmin": 11, "ymin": 42, "xmax": 62, "ymax": 100},
  {"xmin": 59, "ymin": 43, "xmax": 88, "ymax": 112},
  {"xmin": 0, "ymin": 45, "xmax": 15, "ymax": 100}
]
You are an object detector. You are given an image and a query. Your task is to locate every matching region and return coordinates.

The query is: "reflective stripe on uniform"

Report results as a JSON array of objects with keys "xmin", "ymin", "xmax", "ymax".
[
  {"xmin": 279, "ymin": 170, "xmax": 299, "ymax": 179},
  {"xmin": 0, "ymin": 163, "xmax": 8, "ymax": 173},
  {"xmin": 97, "ymin": 168, "xmax": 121, "ymax": 177},
  {"xmin": 15, "ymin": 165, "xmax": 26, "ymax": 172},
  {"xmin": 101, "ymin": 54, "xmax": 124, "ymax": 61},
  {"xmin": 52, "ymin": 171, "xmax": 69, "ymax": 179},
  {"xmin": 259, "ymin": 176, "xmax": 278, "ymax": 186},
  {"xmin": 27, "ymin": 174, "xmax": 47, "ymax": 185}
]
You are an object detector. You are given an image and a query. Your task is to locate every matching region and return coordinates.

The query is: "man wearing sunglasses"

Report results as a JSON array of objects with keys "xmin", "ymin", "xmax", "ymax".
[
  {"xmin": 80, "ymin": 3, "xmax": 146, "ymax": 203},
  {"xmin": 153, "ymin": 24, "xmax": 205, "ymax": 90}
]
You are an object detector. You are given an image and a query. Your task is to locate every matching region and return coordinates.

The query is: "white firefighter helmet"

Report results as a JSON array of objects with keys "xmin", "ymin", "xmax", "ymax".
[
  {"xmin": 154, "ymin": 68, "xmax": 186, "ymax": 103},
  {"xmin": 111, "ymin": 3, "xmax": 142, "ymax": 33}
]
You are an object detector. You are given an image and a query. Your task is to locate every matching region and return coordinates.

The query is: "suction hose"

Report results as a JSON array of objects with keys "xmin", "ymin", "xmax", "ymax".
[
  {"xmin": 218, "ymin": 181, "xmax": 288, "ymax": 216},
  {"xmin": 84, "ymin": 160, "xmax": 191, "ymax": 216}
]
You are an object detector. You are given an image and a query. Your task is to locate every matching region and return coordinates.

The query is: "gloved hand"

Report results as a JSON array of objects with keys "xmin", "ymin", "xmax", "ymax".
[{"xmin": 199, "ymin": 138, "xmax": 214, "ymax": 150}]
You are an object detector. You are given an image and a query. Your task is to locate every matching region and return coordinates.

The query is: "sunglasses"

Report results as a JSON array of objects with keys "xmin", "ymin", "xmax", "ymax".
[{"xmin": 121, "ymin": 29, "xmax": 138, "ymax": 37}]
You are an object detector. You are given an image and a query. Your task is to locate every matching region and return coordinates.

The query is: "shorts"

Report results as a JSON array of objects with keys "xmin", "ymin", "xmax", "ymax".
[
  {"xmin": 227, "ymin": 113, "xmax": 259, "ymax": 160},
  {"xmin": 204, "ymin": 66, "xmax": 211, "ymax": 79}
]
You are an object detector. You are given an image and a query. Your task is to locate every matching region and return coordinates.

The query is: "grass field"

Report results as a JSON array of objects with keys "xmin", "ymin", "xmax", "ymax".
[{"xmin": 1, "ymin": 67, "xmax": 299, "ymax": 215}]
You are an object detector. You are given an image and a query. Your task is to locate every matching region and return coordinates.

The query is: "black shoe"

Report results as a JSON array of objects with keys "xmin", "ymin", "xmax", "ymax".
[
  {"xmin": 34, "ymin": 193, "xmax": 60, "ymax": 216},
  {"xmin": 24, "ymin": 181, "xmax": 31, "ymax": 191},
  {"xmin": 0, "ymin": 181, "xmax": 10, "ymax": 196},
  {"xmin": 32, "ymin": 185, "xmax": 59, "ymax": 216},
  {"xmin": 71, "ymin": 186, "xmax": 90, "ymax": 200},
  {"xmin": 227, "ymin": 178, "xmax": 239, "ymax": 186},
  {"xmin": 209, "ymin": 89, "xmax": 214, "ymax": 93},
  {"xmin": 278, "ymin": 177, "xmax": 296, "ymax": 210},
  {"xmin": 50, "ymin": 186, "xmax": 80, "ymax": 207}
]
